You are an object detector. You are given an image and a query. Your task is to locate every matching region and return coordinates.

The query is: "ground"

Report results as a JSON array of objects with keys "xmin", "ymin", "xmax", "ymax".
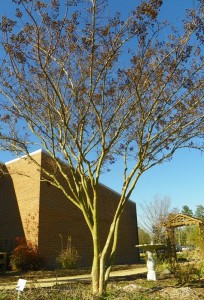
[{"xmin": 0, "ymin": 263, "xmax": 204, "ymax": 299}]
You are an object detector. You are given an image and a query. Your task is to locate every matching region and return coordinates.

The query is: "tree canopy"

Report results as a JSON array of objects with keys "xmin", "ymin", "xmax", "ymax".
[
  {"xmin": 0, "ymin": 0, "xmax": 203, "ymax": 297},
  {"xmin": 182, "ymin": 204, "xmax": 204, "ymax": 220},
  {"xmin": 195, "ymin": 205, "xmax": 204, "ymax": 220},
  {"xmin": 139, "ymin": 195, "xmax": 175, "ymax": 243},
  {"xmin": 182, "ymin": 205, "xmax": 194, "ymax": 217}
]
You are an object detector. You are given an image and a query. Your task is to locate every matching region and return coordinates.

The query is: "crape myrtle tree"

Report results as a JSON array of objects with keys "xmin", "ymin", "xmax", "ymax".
[{"xmin": 0, "ymin": 0, "xmax": 204, "ymax": 296}]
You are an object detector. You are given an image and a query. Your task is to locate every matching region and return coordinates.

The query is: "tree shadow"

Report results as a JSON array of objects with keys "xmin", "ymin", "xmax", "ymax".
[{"xmin": 109, "ymin": 273, "xmax": 147, "ymax": 282}]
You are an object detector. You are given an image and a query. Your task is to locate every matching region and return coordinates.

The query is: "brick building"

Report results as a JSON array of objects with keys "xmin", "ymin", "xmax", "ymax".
[{"xmin": 0, "ymin": 150, "xmax": 139, "ymax": 268}]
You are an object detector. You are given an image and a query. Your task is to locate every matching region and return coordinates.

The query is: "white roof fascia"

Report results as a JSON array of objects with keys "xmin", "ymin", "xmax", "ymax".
[
  {"xmin": 99, "ymin": 182, "xmax": 135, "ymax": 205},
  {"xmin": 5, "ymin": 149, "xmax": 44, "ymax": 165},
  {"xmin": 4, "ymin": 149, "xmax": 135, "ymax": 204}
]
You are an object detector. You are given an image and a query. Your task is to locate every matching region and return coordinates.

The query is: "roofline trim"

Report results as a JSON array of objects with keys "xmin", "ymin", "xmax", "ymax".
[
  {"xmin": 98, "ymin": 182, "xmax": 135, "ymax": 205},
  {"xmin": 4, "ymin": 148, "xmax": 136, "ymax": 205},
  {"xmin": 5, "ymin": 149, "xmax": 44, "ymax": 165}
]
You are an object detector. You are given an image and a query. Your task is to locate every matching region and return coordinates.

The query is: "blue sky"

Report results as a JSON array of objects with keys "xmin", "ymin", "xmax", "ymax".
[
  {"xmin": 107, "ymin": 0, "xmax": 204, "ymax": 216},
  {"xmin": 0, "ymin": 0, "xmax": 203, "ymax": 216},
  {"xmin": 101, "ymin": 148, "xmax": 204, "ymax": 217}
]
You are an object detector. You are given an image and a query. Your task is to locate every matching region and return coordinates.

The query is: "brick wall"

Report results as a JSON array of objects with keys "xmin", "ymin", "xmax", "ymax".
[
  {"xmin": 1, "ymin": 150, "xmax": 139, "ymax": 268},
  {"xmin": 38, "ymin": 151, "xmax": 139, "ymax": 267},
  {"xmin": 97, "ymin": 183, "xmax": 139, "ymax": 265},
  {"xmin": 1, "ymin": 153, "xmax": 41, "ymax": 247}
]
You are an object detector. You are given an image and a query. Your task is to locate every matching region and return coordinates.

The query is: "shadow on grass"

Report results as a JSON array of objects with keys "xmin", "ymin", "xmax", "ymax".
[{"xmin": 109, "ymin": 273, "xmax": 146, "ymax": 282}]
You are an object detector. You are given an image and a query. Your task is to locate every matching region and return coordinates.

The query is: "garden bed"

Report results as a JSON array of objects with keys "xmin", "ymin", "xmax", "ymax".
[{"xmin": 0, "ymin": 263, "xmax": 204, "ymax": 299}]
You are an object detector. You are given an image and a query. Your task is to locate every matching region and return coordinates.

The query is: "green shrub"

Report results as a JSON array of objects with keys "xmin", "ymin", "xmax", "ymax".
[
  {"xmin": 10, "ymin": 237, "xmax": 43, "ymax": 271},
  {"xmin": 0, "ymin": 290, "xmax": 7, "ymax": 300},
  {"xmin": 197, "ymin": 260, "xmax": 204, "ymax": 277},
  {"xmin": 56, "ymin": 236, "xmax": 80, "ymax": 269},
  {"xmin": 168, "ymin": 259, "xmax": 201, "ymax": 284}
]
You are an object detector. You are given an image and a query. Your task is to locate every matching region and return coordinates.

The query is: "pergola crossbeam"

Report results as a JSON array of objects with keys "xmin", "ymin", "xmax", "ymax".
[{"xmin": 165, "ymin": 213, "xmax": 204, "ymax": 229}]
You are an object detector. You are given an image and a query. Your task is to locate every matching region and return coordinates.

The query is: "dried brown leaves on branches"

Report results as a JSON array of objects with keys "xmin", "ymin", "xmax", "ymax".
[{"xmin": 0, "ymin": 0, "xmax": 203, "ymax": 297}]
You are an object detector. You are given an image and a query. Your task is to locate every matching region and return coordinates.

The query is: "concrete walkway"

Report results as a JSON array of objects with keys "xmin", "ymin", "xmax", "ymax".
[{"xmin": 0, "ymin": 267, "xmax": 147, "ymax": 290}]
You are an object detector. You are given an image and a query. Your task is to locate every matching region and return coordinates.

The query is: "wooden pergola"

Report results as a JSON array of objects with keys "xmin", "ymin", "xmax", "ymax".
[{"xmin": 164, "ymin": 213, "xmax": 204, "ymax": 260}]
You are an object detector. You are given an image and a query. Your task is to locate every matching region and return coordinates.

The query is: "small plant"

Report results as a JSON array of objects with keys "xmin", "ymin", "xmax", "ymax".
[
  {"xmin": 10, "ymin": 237, "xmax": 43, "ymax": 271},
  {"xmin": 167, "ymin": 259, "xmax": 201, "ymax": 285},
  {"xmin": 56, "ymin": 235, "xmax": 80, "ymax": 269},
  {"xmin": 197, "ymin": 260, "xmax": 204, "ymax": 277}
]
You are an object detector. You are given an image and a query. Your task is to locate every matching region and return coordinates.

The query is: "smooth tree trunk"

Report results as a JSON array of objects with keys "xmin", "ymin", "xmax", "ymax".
[{"xmin": 91, "ymin": 216, "xmax": 120, "ymax": 298}]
